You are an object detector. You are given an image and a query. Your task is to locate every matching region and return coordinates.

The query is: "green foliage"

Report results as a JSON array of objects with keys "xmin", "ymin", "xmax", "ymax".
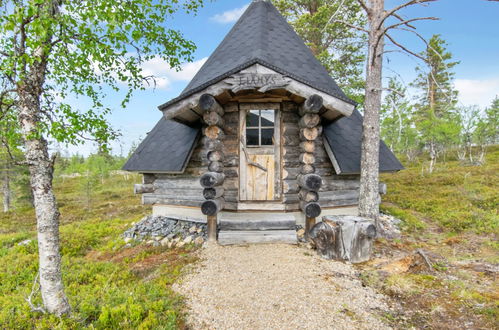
[
  {"xmin": 272, "ymin": 0, "xmax": 366, "ymax": 104},
  {"xmin": 412, "ymin": 34, "xmax": 460, "ymax": 118},
  {"xmin": 381, "ymin": 77, "xmax": 420, "ymax": 160},
  {"xmin": 0, "ymin": 0, "xmax": 204, "ymax": 148},
  {"xmin": 0, "ymin": 168, "xmax": 196, "ymax": 329}
]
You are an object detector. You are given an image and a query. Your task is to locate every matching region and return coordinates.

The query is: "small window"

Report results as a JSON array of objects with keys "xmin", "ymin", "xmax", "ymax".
[{"xmin": 246, "ymin": 109, "xmax": 275, "ymax": 146}]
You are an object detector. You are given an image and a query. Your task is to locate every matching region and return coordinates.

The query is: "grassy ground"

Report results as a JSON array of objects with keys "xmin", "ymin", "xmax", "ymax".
[
  {"xmin": 0, "ymin": 173, "xmax": 197, "ymax": 329},
  {"xmin": 1, "ymin": 148, "xmax": 497, "ymax": 329},
  {"xmin": 359, "ymin": 146, "xmax": 498, "ymax": 329}
]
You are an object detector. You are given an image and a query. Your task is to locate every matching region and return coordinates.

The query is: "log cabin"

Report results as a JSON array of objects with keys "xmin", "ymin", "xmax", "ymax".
[{"xmin": 123, "ymin": 0, "xmax": 403, "ymax": 244}]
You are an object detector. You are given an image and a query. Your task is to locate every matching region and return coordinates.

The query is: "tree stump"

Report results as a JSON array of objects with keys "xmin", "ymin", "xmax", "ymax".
[{"xmin": 309, "ymin": 216, "xmax": 377, "ymax": 263}]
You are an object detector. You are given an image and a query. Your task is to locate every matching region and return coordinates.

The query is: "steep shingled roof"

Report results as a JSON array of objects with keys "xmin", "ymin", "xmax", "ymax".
[
  {"xmin": 159, "ymin": 0, "xmax": 355, "ymax": 110},
  {"xmin": 323, "ymin": 110, "xmax": 404, "ymax": 174},
  {"xmin": 122, "ymin": 118, "xmax": 200, "ymax": 173}
]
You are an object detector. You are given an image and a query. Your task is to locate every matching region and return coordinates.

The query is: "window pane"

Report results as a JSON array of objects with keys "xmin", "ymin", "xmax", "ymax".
[
  {"xmin": 246, "ymin": 110, "xmax": 259, "ymax": 127},
  {"xmin": 246, "ymin": 128, "xmax": 259, "ymax": 146},
  {"xmin": 261, "ymin": 128, "xmax": 274, "ymax": 145},
  {"xmin": 260, "ymin": 110, "xmax": 274, "ymax": 127}
]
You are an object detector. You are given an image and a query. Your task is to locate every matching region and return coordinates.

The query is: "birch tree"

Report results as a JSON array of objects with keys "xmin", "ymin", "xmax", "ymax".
[
  {"xmin": 329, "ymin": 0, "xmax": 438, "ymax": 221},
  {"xmin": 0, "ymin": 0, "xmax": 203, "ymax": 315}
]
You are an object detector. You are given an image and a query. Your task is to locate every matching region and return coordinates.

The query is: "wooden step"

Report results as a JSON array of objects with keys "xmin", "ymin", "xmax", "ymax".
[
  {"xmin": 219, "ymin": 212, "xmax": 296, "ymax": 231},
  {"xmin": 218, "ymin": 230, "xmax": 297, "ymax": 245}
]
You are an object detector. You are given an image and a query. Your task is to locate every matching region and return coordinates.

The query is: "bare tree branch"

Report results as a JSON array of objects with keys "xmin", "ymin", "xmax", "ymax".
[
  {"xmin": 385, "ymin": 16, "xmax": 439, "ymax": 32},
  {"xmin": 392, "ymin": 12, "xmax": 417, "ymax": 29},
  {"xmin": 385, "ymin": 33, "xmax": 425, "ymax": 61},
  {"xmin": 333, "ymin": 20, "xmax": 369, "ymax": 33},
  {"xmin": 321, "ymin": 0, "xmax": 348, "ymax": 33},
  {"xmin": 355, "ymin": 0, "xmax": 371, "ymax": 15},
  {"xmin": 379, "ymin": 0, "xmax": 437, "ymax": 31},
  {"xmin": 384, "ymin": 0, "xmax": 437, "ymax": 20}
]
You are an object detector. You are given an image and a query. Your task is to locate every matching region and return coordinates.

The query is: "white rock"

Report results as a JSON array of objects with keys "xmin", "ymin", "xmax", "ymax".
[
  {"xmin": 184, "ymin": 236, "xmax": 193, "ymax": 244},
  {"xmin": 189, "ymin": 226, "xmax": 197, "ymax": 233},
  {"xmin": 297, "ymin": 229, "xmax": 305, "ymax": 237},
  {"xmin": 167, "ymin": 241, "xmax": 174, "ymax": 248},
  {"xmin": 194, "ymin": 237, "xmax": 204, "ymax": 245},
  {"xmin": 177, "ymin": 241, "xmax": 186, "ymax": 248},
  {"xmin": 160, "ymin": 238, "xmax": 169, "ymax": 246},
  {"xmin": 196, "ymin": 228, "xmax": 203, "ymax": 234},
  {"xmin": 146, "ymin": 240, "xmax": 154, "ymax": 245},
  {"xmin": 18, "ymin": 239, "xmax": 32, "ymax": 246},
  {"xmin": 124, "ymin": 237, "xmax": 132, "ymax": 243}
]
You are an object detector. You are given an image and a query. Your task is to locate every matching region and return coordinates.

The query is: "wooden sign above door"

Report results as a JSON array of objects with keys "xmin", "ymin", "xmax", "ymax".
[{"xmin": 226, "ymin": 73, "xmax": 291, "ymax": 93}]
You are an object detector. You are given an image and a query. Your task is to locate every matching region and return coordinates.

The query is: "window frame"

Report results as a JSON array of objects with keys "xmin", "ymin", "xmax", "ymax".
[{"xmin": 245, "ymin": 109, "xmax": 275, "ymax": 147}]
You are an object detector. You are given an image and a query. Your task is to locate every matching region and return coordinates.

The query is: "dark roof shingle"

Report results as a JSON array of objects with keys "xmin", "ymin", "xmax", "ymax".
[
  {"xmin": 323, "ymin": 109, "xmax": 404, "ymax": 174},
  {"xmin": 159, "ymin": 0, "xmax": 355, "ymax": 110},
  {"xmin": 122, "ymin": 118, "xmax": 200, "ymax": 173}
]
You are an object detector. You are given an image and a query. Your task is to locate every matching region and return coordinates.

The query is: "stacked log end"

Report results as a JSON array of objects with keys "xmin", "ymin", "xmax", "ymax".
[
  {"xmin": 199, "ymin": 94, "xmax": 226, "ymax": 217},
  {"xmin": 298, "ymin": 95, "xmax": 324, "ymax": 219}
]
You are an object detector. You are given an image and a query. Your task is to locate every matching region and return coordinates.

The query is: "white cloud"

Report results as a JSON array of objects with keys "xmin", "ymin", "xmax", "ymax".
[
  {"xmin": 139, "ymin": 56, "xmax": 207, "ymax": 90},
  {"xmin": 455, "ymin": 78, "xmax": 499, "ymax": 108},
  {"xmin": 211, "ymin": 4, "xmax": 249, "ymax": 24}
]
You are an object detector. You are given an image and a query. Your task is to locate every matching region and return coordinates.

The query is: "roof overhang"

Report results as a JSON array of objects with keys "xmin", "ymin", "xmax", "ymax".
[{"xmin": 159, "ymin": 63, "xmax": 355, "ymax": 124}]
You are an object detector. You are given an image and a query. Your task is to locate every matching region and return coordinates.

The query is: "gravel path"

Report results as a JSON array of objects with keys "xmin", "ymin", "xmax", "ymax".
[{"xmin": 175, "ymin": 244, "xmax": 392, "ymax": 329}]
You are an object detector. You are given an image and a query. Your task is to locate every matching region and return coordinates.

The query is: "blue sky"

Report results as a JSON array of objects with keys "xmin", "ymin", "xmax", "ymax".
[{"xmin": 62, "ymin": 0, "xmax": 499, "ymax": 156}]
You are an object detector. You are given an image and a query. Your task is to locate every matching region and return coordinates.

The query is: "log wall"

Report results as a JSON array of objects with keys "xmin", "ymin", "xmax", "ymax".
[{"xmin": 138, "ymin": 100, "xmax": 362, "ymax": 210}]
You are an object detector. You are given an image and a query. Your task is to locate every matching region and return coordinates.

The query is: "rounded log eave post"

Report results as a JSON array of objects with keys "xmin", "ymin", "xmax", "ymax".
[
  {"xmin": 199, "ymin": 94, "xmax": 226, "ymax": 242},
  {"xmin": 298, "ymin": 95, "xmax": 324, "ymax": 239}
]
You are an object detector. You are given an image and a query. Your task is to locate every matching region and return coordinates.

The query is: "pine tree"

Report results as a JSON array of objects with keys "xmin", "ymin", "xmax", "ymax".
[{"xmin": 411, "ymin": 34, "xmax": 460, "ymax": 172}]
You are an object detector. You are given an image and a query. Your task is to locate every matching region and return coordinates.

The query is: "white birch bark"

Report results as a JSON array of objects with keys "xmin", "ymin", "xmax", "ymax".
[
  {"xmin": 359, "ymin": 0, "xmax": 384, "ymax": 221},
  {"xmin": 2, "ymin": 165, "xmax": 10, "ymax": 212},
  {"xmin": 17, "ymin": 56, "xmax": 71, "ymax": 315}
]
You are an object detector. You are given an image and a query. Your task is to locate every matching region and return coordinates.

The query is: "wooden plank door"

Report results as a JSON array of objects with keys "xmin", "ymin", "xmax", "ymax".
[{"xmin": 239, "ymin": 104, "xmax": 281, "ymax": 201}]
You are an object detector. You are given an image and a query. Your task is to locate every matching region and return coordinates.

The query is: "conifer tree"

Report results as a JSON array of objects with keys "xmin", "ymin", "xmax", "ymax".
[{"xmin": 411, "ymin": 34, "xmax": 460, "ymax": 172}]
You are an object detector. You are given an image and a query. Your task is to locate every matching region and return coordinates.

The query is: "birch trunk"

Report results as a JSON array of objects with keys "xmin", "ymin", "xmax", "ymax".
[
  {"xmin": 2, "ymin": 165, "xmax": 10, "ymax": 212},
  {"xmin": 359, "ymin": 0, "xmax": 384, "ymax": 221},
  {"xmin": 17, "ymin": 62, "xmax": 71, "ymax": 315}
]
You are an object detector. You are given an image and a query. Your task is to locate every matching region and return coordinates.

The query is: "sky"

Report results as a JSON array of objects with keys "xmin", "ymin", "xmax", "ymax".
[{"xmin": 61, "ymin": 0, "xmax": 499, "ymax": 156}]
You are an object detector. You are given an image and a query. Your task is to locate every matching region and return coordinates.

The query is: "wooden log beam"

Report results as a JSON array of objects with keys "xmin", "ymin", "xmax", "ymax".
[
  {"xmin": 305, "ymin": 217, "xmax": 316, "ymax": 241},
  {"xmin": 298, "ymin": 173, "xmax": 323, "ymax": 191},
  {"xmin": 300, "ymin": 201, "xmax": 322, "ymax": 218},
  {"xmin": 299, "ymin": 141, "xmax": 315, "ymax": 153},
  {"xmin": 207, "ymin": 215, "xmax": 217, "ymax": 242},
  {"xmin": 199, "ymin": 94, "xmax": 225, "ymax": 116},
  {"xmin": 208, "ymin": 161, "xmax": 224, "ymax": 173},
  {"xmin": 205, "ymin": 125, "xmax": 225, "ymax": 140},
  {"xmin": 299, "ymin": 152, "xmax": 315, "ymax": 165},
  {"xmin": 203, "ymin": 187, "xmax": 225, "ymax": 200},
  {"xmin": 134, "ymin": 184, "xmax": 154, "ymax": 194},
  {"xmin": 201, "ymin": 198, "xmax": 225, "ymax": 216},
  {"xmin": 203, "ymin": 111, "xmax": 225, "ymax": 127},
  {"xmin": 300, "ymin": 127, "xmax": 319, "ymax": 141},
  {"xmin": 299, "ymin": 113, "xmax": 321, "ymax": 128},
  {"xmin": 300, "ymin": 164, "xmax": 315, "ymax": 175},
  {"xmin": 200, "ymin": 172, "xmax": 225, "ymax": 188},
  {"xmin": 298, "ymin": 189, "xmax": 319, "ymax": 203},
  {"xmin": 299, "ymin": 94, "xmax": 323, "ymax": 116},
  {"xmin": 207, "ymin": 150, "xmax": 225, "ymax": 162},
  {"xmin": 203, "ymin": 137, "xmax": 223, "ymax": 151}
]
